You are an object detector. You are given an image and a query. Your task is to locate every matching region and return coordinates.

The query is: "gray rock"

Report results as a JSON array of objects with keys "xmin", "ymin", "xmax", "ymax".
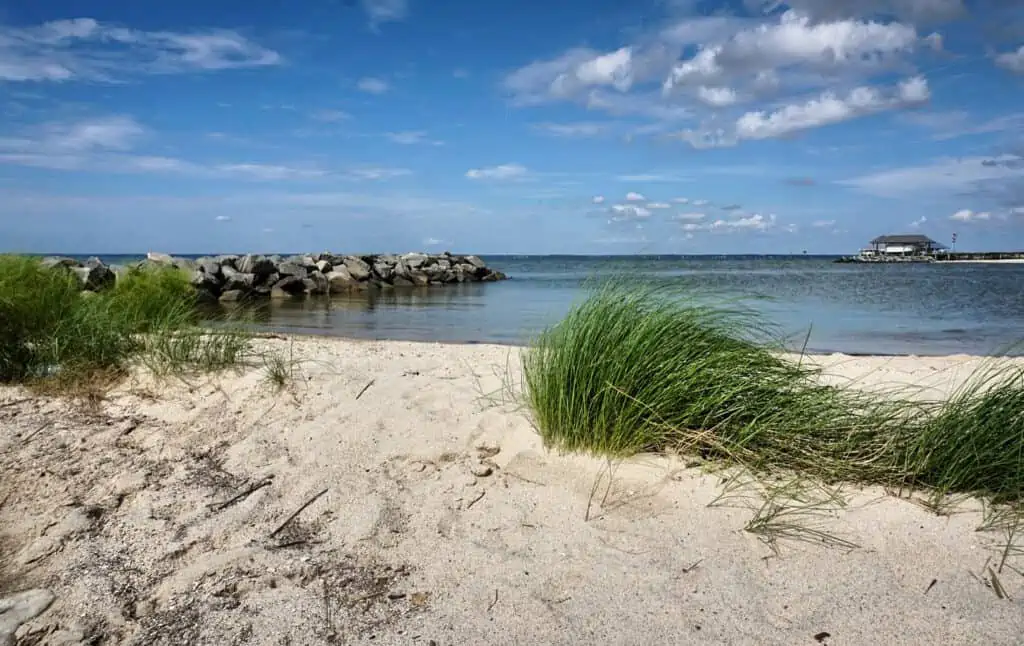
[
  {"xmin": 221, "ymin": 266, "xmax": 255, "ymax": 291},
  {"xmin": 219, "ymin": 289, "xmax": 246, "ymax": 302},
  {"xmin": 173, "ymin": 257, "xmax": 196, "ymax": 272},
  {"xmin": 373, "ymin": 261, "xmax": 395, "ymax": 281},
  {"xmin": 314, "ymin": 259, "xmax": 332, "ymax": 274},
  {"xmin": 482, "ymin": 270, "xmax": 507, "ymax": 282},
  {"xmin": 392, "ymin": 261, "xmax": 411, "ymax": 280},
  {"xmin": 342, "ymin": 256, "xmax": 371, "ymax": 281},
  {"xmin": 306, "ymin": 271, "xmax": 329, "ymax": 295},
  {"xmin": 392, "ymin": 276, "xmax": 414, "ymax": 287},
  {"xmin": 326, "ymin": 268, "xmax": 355, "ymax": 292},
  {"xmin": 0, "ymin": 589, "xmax": 55, "ymax": 646},
  {"xmin": 271, "ymin": 276, "xmax": 306, "ymax": 297},
  {"xmin": 276, "ymin": 262, "xmax": 307, "ymax": 279},
  {"xmin": 198, "ymin": 260, "xmax": 221, "ymax": 277},
  {"xmin": 146, "ymin": 251, "xmax": 174, "ymax": 265},
  {"xmin": 262, "ymin": 272, "xmax": 280, "ymax": 287},
  {"xmin": 408, "ymin": 271, "xmax": 430, "ymax": 286},
  {"xmin": 236, "ymin": 254, "xmax": 275, "ymax": 277},
  {"xmin": 402, "ymin": 252, "xmax": 429, "ymax": 269},
  {"xmin": 40, "ymin": 256, "xmax": 78, "ymax": 270},
  {"xmin": 189, "ymin": 269, "xmax": 220, "ymax": 292},
  {"xmin": 464, "ymin": 255, "xmax": 487, "ymax": 269},
  {"xmin": 285, "ymin": 254, "xmax": 316, "ymax": 268},
  {"xmin": 72, "ymin": 264, "xmax": 115, "ymax": 291},
  {"xmin": 215, "ymin": 254, "xmax": 239, "ymax": 269}
]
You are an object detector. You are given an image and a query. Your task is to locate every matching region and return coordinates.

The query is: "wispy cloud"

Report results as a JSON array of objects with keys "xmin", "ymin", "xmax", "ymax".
[
  {"xmin": 345, "ymin": 167, "xmax": 413, "ymax": 181},
  {"xmin": 625, "ymin": 191, "xmax": 646, "ymax": 201},
  {"xmin": 385, "ymin": 130, "xmax": 443, "ymax": 145},
  {"xmin": 0, "ymin": 18, "xmax": 280, "ymax": 83},
  {"xmin": 357, "ymin": 77, "xmax": 390, "ymax": 94},
  {"xmin": 840, "ymin": 155, "xmax": 1024, "ymax": 197},
  {"xmin": 310, "ymin": 109, "xmax": 351, "ymax": 122},
  {"xmin": 532, "ymin": 121, "xmax": 611, "ymax": 138},
  {"xmin": 361, "ymin": 0, "xmax": 410, "ymax": 27},
  {"xmin": 465, "ymin": 163, "xmax": 527, "ymax": 180}
]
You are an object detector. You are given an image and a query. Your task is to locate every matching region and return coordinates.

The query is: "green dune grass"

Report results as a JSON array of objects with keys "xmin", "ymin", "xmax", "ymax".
[
  {"xmin": 523, "ymin": 282, "xmax": 1024, "ymax": 502},
  {"xmin": 0, "ymin": 255, "xmax": 252, "ymax": 384}
]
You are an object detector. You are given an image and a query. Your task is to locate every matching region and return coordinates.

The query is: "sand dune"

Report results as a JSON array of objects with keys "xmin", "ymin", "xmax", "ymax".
[{"xmin": 2, "ymin": 338, "xmax": 1022, "ymax": 645}]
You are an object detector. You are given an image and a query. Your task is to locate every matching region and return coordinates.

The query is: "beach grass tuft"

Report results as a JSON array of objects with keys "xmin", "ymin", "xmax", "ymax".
[
  {"xmin": 523, "ymin": 281, "xmax": 1024, "ymax": 503},
  {"xmin": 0, "ymin": 255, "xmax": 252, "ymax": 386}
]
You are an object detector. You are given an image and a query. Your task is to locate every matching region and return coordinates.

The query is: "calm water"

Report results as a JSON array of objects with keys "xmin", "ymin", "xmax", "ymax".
[{"xmin": 89, "ymin": 255, "xmax": 1024, "ymax": 356}]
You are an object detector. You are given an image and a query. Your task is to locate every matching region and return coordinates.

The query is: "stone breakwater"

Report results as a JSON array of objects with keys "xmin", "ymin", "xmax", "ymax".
[{"xmin": 43, "ymin": 252, "xmax": 508, "ymax": 303}]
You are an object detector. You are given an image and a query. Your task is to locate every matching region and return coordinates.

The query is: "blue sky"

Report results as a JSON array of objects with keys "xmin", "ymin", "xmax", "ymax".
[{"xmin": 1, "ymin": 0, "xmax": 1023, "ymax": 254}]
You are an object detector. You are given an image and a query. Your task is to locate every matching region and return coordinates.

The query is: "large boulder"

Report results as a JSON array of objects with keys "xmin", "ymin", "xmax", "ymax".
[
  {"xmin": 314, "ymin": 259, "xmax": 332, "ymax": 274},
  {"xmin": 401, "ymin": 252, "xmax": 429, "ymax": 270},
  {"xmin": 372, "ymin": 260, "xmax": 396, "ymax": 281},
  {"xmin": 270, "ymin": 275, "xmax": 306, "ymax": 298},
  {"xmin": 326, "ymin": 268, "xmax": 356, "ymax": 292},
  {"xmin": 236, "ymin": 254, "xmax": 276, "ymax": 278},
  {"xmin": 218, "ymin": 289, "xmax": 247, "ymax": 303},
  {"xmin": 408, "ymin": 270, "xmax": 430, "ymax": 286},
  {"xmin": 221, "ymin": 266, "xmax": 255, "ymax": 291},
  {"xmin": 342, "ymin": 256, "xmax": 371, "ymax": 281},
  {"xmin": 215, "ymin": 255, "xmax": 240, "ymax": 270},
  {"xmin": 482, "ymin": 270, "xmax": 507, "ymax": 282},
  {"xmin": 73, "ymin": 260, "xmax": 115, "ymax": 291},
  {"xmin": 189, "ymin": 269, "xmax": 221, "ymax": 293},
  {"xmin": 197, "ymin": 259, "xmax": 222, "ymax": 277},
  {"xmin": 146, "ymin": 252, "xmax": 174, "ymax": 265},
  {"xmin": 305, "ymin": 271, "xmax": 329, "ymax": 295},
  {"xmin": 40, "ymin": 256, "xmax": 78, "ymax": 270},
  {"xmin": 276, "ymin": 262, "xmax": 308, "ymax": 279}
]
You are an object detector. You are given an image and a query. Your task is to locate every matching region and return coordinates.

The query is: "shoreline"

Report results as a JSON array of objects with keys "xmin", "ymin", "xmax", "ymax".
[
  {"xmin": 246, "ymin": 328, "xmax": 1023, "ymax": 360},
  {"xmin": 935, "ymin": 258, "xmax": 1024, "ymax": 264}
]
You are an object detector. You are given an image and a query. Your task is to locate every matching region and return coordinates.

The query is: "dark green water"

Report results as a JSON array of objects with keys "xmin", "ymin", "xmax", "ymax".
[{"xmin": 91, "ymin": 255, "xmax": 1024, "ymax": 356}]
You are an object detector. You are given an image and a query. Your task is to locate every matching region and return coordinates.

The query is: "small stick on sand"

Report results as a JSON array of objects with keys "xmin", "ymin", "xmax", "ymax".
[
  {"xmin": 348, "ymin": 590, "xmax": 387, "ymax": 605},
  {"xmin": 487, "ymin": 588, "xmax": 499, "ymax": 612},
  {"xmin": 989, "ymin": 567, "xmax": 1008, "ymax": 600},
  {"xmin": 682, "ymin": 559, "xmax": 703, "ymax": 574},
  {"xmin": 355, "ymin": 379, "xmax": 375, "ymax": 400},
  {"xmin": 21, "ymin": 422, "xmax": 51, "ymax": 443},
  {"xmin": 270, "ymin": 488, "xmax": 329, "ymax": 538},
  {"xmin": 0, "ymin": 398, "xmax": 31, "ymax": 410},
  {"xmin": 466, "ymin": 490, "xmax": 486, "ymax": 509},
  {"xmin": 211, "ymin": 478, "xmax": 273, "ymax": 511},
  {"xmin": 924, "ymin": 578, "xmax": 937, "ymax": 595}
]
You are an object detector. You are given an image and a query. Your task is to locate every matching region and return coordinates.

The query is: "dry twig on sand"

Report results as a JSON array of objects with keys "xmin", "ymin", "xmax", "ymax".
[{"xmin": 270, "ymin": 488, "xmax": 329, "ymax": 538}]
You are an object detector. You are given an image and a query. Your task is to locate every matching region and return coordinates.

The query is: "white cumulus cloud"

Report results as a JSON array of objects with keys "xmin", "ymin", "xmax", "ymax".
[
  {"xmin": 735, "ymin": 78, "xmax": 929, "ymax": 140},
  {"xmin": 949, "ymin": 209, "xmax": 991, "ymax": 222},
  {"xmin": 625, "ymin": 191, "xmax": 646, "ymax": 201},
  {"xmin": 696, "ymin": 86, "xmax": 739, "ymax": 107},
  {"xmin": 996, "ymin": 46, "xmax": 1024, "ymax": 74}
]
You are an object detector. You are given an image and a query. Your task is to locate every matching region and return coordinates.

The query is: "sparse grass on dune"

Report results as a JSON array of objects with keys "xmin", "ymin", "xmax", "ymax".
[
  {"xmin": 523, "ymin": 282, "xmax": 1024, "ymax": 503},
  {"xmin": 0, "ymin": 255, "xmax": 253, "ymax": 386}
]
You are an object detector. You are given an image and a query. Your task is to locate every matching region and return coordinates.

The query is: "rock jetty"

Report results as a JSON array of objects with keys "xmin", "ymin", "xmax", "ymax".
[{"xmin": 43, "ymin": 252, "xmax": 508, "ymax": 303}]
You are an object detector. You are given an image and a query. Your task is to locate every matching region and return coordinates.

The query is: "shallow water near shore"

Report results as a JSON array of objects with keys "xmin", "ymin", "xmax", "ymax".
[{"xmin": 83, "ymin": 254, "xmax": 1024, "ymax": 356}]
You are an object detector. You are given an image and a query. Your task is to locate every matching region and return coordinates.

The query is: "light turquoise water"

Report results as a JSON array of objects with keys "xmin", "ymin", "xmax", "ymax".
[{"xmin": 91, "ymin": 254, "xmax": 1024, "ymax": 355}]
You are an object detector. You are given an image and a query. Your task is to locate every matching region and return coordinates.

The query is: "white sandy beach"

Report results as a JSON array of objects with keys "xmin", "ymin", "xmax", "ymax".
[{"xmin": 2, "ymin": 337, "xmax": 1023, "ymax": 645}]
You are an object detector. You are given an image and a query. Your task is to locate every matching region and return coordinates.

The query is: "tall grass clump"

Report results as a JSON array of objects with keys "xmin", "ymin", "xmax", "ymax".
[
  {"xmin": 523, "ymin": 282, "xmax": 907, "ymax": 475},
  {"xmin": 902, "ymin": 363, "xmax": 1024, "ymax": 502},
  {"xmin": 523, "ymin": 281, "xmax": 1024, "ymax": 502},
  {"xmin": 0, "ymin": 255, "xmax": 252, "ymax": 385}
]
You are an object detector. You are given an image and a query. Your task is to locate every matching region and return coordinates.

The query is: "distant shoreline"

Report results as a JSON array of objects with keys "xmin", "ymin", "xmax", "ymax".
[{"xmin": 935, "ymin": 258, "xmax": 1024, "ymax": 264}]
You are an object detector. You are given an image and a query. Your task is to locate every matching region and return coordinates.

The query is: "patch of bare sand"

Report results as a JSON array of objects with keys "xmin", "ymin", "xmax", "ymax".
[{"xmin": 1, "ymin": 339, "xmax": 1022, "ymax": 645}]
